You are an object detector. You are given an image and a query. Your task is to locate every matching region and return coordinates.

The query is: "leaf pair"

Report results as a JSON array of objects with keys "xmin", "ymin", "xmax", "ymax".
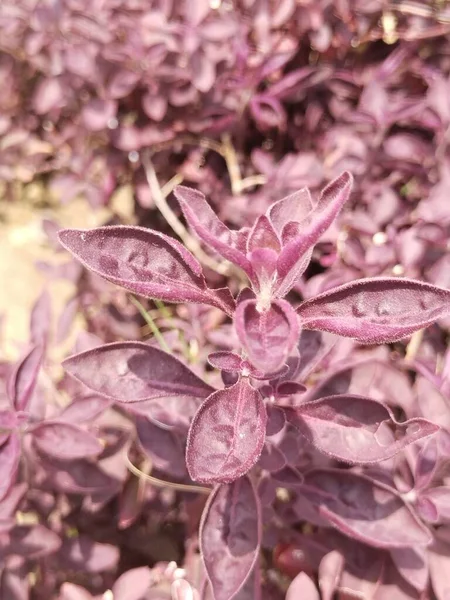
[
  {"xmin": 63, "ymin": 343, "xmax": 266, "ymax": 485},
  {"xmin": 174, "ymin": 172, "xmax": 353, "ymax": 304}
]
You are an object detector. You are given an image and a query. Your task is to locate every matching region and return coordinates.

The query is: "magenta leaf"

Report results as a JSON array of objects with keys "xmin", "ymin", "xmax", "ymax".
[
  {"xmin": 200, "ymin": 476, "xmax": 261, "ymax": 600},
  {"xmin": 58, "ymin": 226, "xmax": 234, "ymax": 314},
  {"xmin": 300, "ymin": 469, "xmax": 432, "ymax": 548},
  {"xmin": 235, "ymin": 299, "xmax": 299, "ymax": 373},
  {"xmin": 419, "ymin": 487, "xmax": 450, "ymax": 522},
  {"xmin": 7, "ymin": 345, "xmax": 44, "ymax": 412},
  {"xmin": 31, "ymin": 421, "xmax": 103, "ymax": 459},
  {"xmin": 63, "ymin": 342, "xmax": 213, "ymax": 402},
  {"xmin": 297, "ymin": 278, "xmax": 450, "ymax": 344},
  {"xmin": 0, "ymin": 433, "xmax": 21, "ymax": 501},
  {"xmin": 174, "ymin": 186, "xmax": 253, "ymax": 276},
  {"xmin": 276, "ymin": 171, "xmax": 353, "ymax": 295},
  {"xmin": 285, "ymin": 395, "xmax": 439, "ymax": 463},
  {"xmin": 286, "ymin": 572, "xmax": 320, "ymax": 600},
  {"xmin": 186, "ymin": 379, "xmax": 267, "ymax": 484}
]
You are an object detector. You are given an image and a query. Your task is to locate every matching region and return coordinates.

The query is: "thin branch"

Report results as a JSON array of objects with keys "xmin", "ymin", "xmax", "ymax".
[
  {"xmin": 141, "ymin": 151, "xmax": 230, "ymax": 275},
  {"xmin": 405, "ymin": 329, "xmax": 424, "ymax": 361},
  {"xmin": 221, "ymin": 133, "xmax": 243, "ymax": 195},
  {"xmin": 125, "ymin": 449, "xmax": 211, "ymax": 495},
  {"xmin": 129, "ymin": 295, "xmax": 172, "ymax": 354}
]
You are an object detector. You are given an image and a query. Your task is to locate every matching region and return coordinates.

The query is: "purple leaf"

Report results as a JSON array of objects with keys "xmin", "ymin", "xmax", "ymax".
[
  {"xmin": 414, "ymin": 437, "xmax": 439, "ymax": 491},
  {"xmin": 58, "ymin": 226, "xmax": 234, "ymax": 314},
  {"xmin": 59, "ymin": 396, "xmax": 113, "ymax": 423},
  {"xmin": 0, "ymin": 433, "xmax": 20, "ymax": 501},
  {"xmin": 136, "ymin": 416, "xmax": 188, "ymax": 479},
  {"xmin": 419, "ymin": 487, "xmax": 450, "ymax": 522},
  {"xmin": 200, "ymin": 476, "xmax": 261, "ymax": 600},
  {"xmin": 276, "ymin": 171, "xmax": 353, "ymax": 294},
  {"xmin": 300, "ymin": 469, "xmax": 432, "ymax": 548},
  {"xmin": 7, "ymin": 345, "xmax": 44, "ymax": 412},
  {"xmin": 297, "ymin": 278, "xmax": 450, "ymax": 344},
  {"xmin": 171, "ymin": 579, "xmax": 200, "ymax": 600},
  {"xmin": 59, "ymin": 583, "xmax": 94, "ymax": 600},
  {"xmin": 285, "ymin": 395, "xmax": 439, "ymax": 463},
  {"xmin": 63, "ymin": 342, "xmax": 213, "ymax": 402},
  {"xmin": 174, "ymin": 186, "xmax": 253, "ymax": 276},
  {"xmin": 286, "ymin": 572, "xmax": 320, "ymax": 600},
  {"xmin": 235, "ymin": 299, "xmax": 299, "ymax": 373},
  {"xmin": 186, "ymin": 379, "xmax": 267, "ymax": 484},
  {"xmin": 390, "ymin": 546, "xmax": 429, "ymax": 592},
  {"xmin": 59, "ymin": 536, "xmax": 119, "ymax": 572},
  {"xmin": 31, "ymin": 421, "xmax": 103, "ymax": 459},
  {"xmin": 207, "ymin": 351, "xmax": 243, "ymax": 372},
  {"xmin": 1, "ymin": 525, "xmax": 61, "ymax": 560}
]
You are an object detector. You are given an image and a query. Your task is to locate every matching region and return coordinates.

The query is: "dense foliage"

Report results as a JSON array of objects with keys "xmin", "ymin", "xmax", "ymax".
[{"xmin": 2, "ymin": 1, "xmax": 450, "ymax": 599}]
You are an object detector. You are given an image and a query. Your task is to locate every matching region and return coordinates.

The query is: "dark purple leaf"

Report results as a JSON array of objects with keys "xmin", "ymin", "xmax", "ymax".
[
  {"xmin": 235, "ymin": 299, "xmax": 299, "ymax": 373},
  {"xmin": 390, "ymin": 546, "xmax": 429, "ymax": 592},
  {"xmin": 200, "ymin": 476, "xmax": 261, "ymax": 600},
  {"xmin": 207, "ymin": 351, "xmax": 243, "ymax": 372},
  {"xmin": 1, "ymin": 525, "xmax": 61, "ymax": 560},
  {"xmin": 285, "ymin": 395, "xmax": 439, "ymax": 463},
  {"xmin": 31, "ymin": 421, "xmax": 103, "ymax": 459},
  {"xmin": 301, "ymin": 469, "xmax": 432, "ymax": 548},
  {"xmin": 7, "ymin": 345, "xmax": 44, "ymax": 411},
  {"xmin": 59, "ymin": 536, "xmax": 119, "ymax": 572},
  {"xmin": 276, "ymin": 171, "xmax": 353, "ymax": 294},
  {"xmin": 297, "ymin": 278, "xmax": 450, "ymax": 344},
  {"xmin": 136, "ymin": 416, "xmax": 188, "ymax": 479},
  {"xmin": 186, "ymin": 379, "xmax": 267, "ymax": 484},
  {"xmin": 58, "ymin": 226, "xmax": 234, "ymax": 314},
  {"xmin": 174, "ymin": 186, "xmax": 253, "ymax": 276},
  {"xmin": 63, "ymin": 342, "xmax": 213, "ymax": 402}
]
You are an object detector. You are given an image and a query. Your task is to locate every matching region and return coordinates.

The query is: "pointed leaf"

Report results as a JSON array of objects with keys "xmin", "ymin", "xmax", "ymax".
[
  {"xmin": 297, "ymin": 277, "xmax": 450, "ymax": 344},
  {"xmin": 390, "ymin": 546, "xmax": 429, "ymax": 592},
  {"xmin": 59, "ymin": 396, "xmax": 113, "ymax": 423},
  {"xmin": 30, "ymin": 289, "xmax": 52, "ymax": 346},
  {"xmin": 174, "ymin": 186, "xmax": 253, "ymax": 276},
  {"xmin": 208, "ymin": 351, "xmax": 243, "ymax": 372},
  {"xmin": 235, "ymin": 299, "xmax": 300, "ymax": 373},
  {"xmin": 136, "ymin": 416, "xmax": 188, "ymax": 479},
  {"xmin": 112, "ymin": 567, "xmax": 153, "ymax": 600},
  {"xmin": 267, "ymin": 188, "xmax": 313, "ymax": 236},
  {"xmin": 414, "ymin": 437, "xmax": 439, "ymax": 491},
  {"xmin": 7, "ymin": 345, "xmax": 44, "ymax": 411},
  {"xmin": 200, "ymin": 476, "xmax": 261, "ymax": 600},
  {"xmin": 0, "ymin": 433, "xmax": 20, "ymax": 501},
  {"xmin": 276, "ymin": 171, "xmax": 353, "ymax": 294},
  {"xmin": 58, "ymin": 226, "xmax": 234, "ymax": 314},
  {"xmin": 286, "ymin": 573, "xmax": 320, "ymax": 600},
  {"xmin": 318, "ymin": 550, "xmax": 344, "ymax": 600},
  {"xmin": 63, "ymin": 342, "xmax": 213, "ymax": 402},
  {"xmin": 32, "ymin": 421, "xmax": 103, "ymax": 459},
  {"xmin": 285, "ymin": 395, "xmax": 439, "ymax": 463},
  {"xmin": 301, "ymin": 469, "xmax": 432, "ymax": 548},
  {"xmin": 186, "ymin": 380, "xmax": 267, "ymax": 484}
]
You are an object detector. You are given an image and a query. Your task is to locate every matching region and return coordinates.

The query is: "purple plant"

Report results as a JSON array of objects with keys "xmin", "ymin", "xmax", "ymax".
[{"xmin": 56, "ymin": 174, "xmax": 450, "ymax": 599}]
